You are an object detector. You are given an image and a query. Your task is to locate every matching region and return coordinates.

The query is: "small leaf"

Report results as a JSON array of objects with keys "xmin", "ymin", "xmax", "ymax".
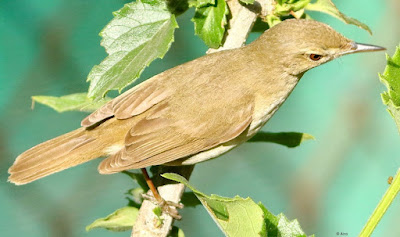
[
  {"xmin": 87, "ymin": 0, "xmax": 178, "ymax": 98},
  {"xmin": 32, "ymin": 93, "xmax": 110, "ymax": 113},
  {"xmin": 266, "ymin": 15, "xmax": 282, "ymax": 28},
  {"xmin": 153, "ymin": 206, "xmax": 164, "ymax": 227},
  {"xmin": 126, "ymin": 187, "xmax": 145, "ymax": 207},
  {"xmin": 292, "ymin": 8, "xmax": 305, "ymax": 19},
  {"xmin": 86, "ymin": 206, "xmax": 139, "ymax": 232},
  {"xmin": 274, "ymin": 0, "xmax": 310, "ymax": 16},
  {"xmin": 239, "ymin": 0, "xmax": 255, "ymax": 5},
  {"xmin": 153, "ymin": 206, "xmax": 163, "ymax": 217},
  {"xmin": 248, "ymin": 131, "xmax": 314, "ymax": 148},
  {"xmin": 192, "ymin": 0, "xmax": 229, "ymax": 48},
  {"xmin": 380, "ymin": 46, "xmax": 400, "ymax": 133},
  {"xmin": 305, "ymin": 0, "xmax": 372, "ymax": 34}
]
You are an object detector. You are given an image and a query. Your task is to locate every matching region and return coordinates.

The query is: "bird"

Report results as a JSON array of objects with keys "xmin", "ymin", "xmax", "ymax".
[{"xmin": 8, "ymin": 19, "xmax": 384, "ymax": 217}]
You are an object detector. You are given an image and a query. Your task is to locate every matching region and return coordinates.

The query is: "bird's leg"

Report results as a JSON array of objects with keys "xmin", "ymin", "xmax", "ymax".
[{"xmin": 140, "ymin": 168, "xmax": 183, "ymax": 219}]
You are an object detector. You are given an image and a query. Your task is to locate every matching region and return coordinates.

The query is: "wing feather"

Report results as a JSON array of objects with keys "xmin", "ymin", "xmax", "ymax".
[
  {"xmin": 98, "ymin": 96, "xmax": 254, "ymax": 173},
  {"xmin": 81, "ymin": 79, "xmax": 171, "ymax": 127}
]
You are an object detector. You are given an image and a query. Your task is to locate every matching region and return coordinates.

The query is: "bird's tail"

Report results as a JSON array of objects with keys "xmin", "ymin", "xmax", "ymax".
[{"xmin": 8, "ymin": 127, "xmax": 104, "ymax": 185}]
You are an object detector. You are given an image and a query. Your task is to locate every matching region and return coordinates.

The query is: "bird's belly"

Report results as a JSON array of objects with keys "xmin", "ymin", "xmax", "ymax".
[{"xmin": 169, "ymin": 143, "xmax": 239, "ymax": 165}]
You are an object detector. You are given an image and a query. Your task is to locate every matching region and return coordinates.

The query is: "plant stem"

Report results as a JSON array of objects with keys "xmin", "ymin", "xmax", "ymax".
[{"xmin": 359, "ymin": 168, "xmax": 400, "ymax": 237}]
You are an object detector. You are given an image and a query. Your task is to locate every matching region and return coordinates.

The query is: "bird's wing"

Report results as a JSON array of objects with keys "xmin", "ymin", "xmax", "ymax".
[
  {"xmin": 81, "ymin": 79, "xmax": 171, "ymax": 127},
  {"xmin": 98, "ymin": 94, "xmax": 254, "ymax": 173}
]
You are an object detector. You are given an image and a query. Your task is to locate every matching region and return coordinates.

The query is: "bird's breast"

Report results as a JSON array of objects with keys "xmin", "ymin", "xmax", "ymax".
[
  {"xmin": 247, "ymin": 76, "xmax": 300, "ymax": 137},
  {"xmin": 247, "ymin": 96, "xmax": 287, "ymax": 137}
]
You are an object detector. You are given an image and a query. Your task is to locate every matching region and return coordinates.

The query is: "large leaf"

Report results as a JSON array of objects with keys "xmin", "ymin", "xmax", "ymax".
[
  {"xmin": 162, "ymin": 173, "xmax": 312, "ymax": 237},
  {"xmin": 32, "ymin": 93, "xmax": 110, "ymax": 113},
  {"xmin": 86, "ymin": 206, "xmax": 139, "ymax": 232},
  {"xmin": 162, "ymin": 173, "xmax": 264, "ymax": 237},
  {"xmin": 87, "ymin": 0, "xmax": 178, "ymax": 98},
  {"xmin": 380, "ymin": 46, "xmax": 400, "ymax": 133},
  {"xmin": 192, "ymin": 0, "xmax": 229, "ymax": 48},
  {"xmin": 305, "ymin": 0, "xmax": 372, "ymax": 34},
  {"xmin": 248, "ymin": 131, "xmax": 314, "ymax": 148}
]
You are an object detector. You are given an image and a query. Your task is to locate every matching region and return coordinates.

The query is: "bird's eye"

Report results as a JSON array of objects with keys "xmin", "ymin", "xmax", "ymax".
[{"xmin": 309, "ymin": 54, "xmax": 323, "ymax": 61}]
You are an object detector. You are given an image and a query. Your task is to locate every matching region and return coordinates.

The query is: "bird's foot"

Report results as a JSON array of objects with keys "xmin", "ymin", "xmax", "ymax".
[{"xmin": 142, "ymin": 193, "xmax": 184, "ymax": 220}]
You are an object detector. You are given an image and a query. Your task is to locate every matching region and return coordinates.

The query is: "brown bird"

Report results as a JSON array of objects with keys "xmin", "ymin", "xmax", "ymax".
[{"xmin": 8, "ymin": 19, "xmax": 384, "ymax": 217}]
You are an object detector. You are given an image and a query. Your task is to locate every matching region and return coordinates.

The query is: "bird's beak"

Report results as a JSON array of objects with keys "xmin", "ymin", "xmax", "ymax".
[{"xmin": 341, "ymin": 42, "xmax": 386, "ymax": 55}]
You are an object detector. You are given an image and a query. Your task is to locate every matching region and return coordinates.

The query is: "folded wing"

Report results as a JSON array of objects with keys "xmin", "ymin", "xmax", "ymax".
[{"xmin": 98, "ymin": 93, "xmax": 254, "ymax": 173}]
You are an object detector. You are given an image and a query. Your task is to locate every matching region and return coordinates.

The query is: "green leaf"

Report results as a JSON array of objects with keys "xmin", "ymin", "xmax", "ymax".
[
  {"xmin": 274, "ymin": 0, "xmax": 311, "ymax": 16},
  {"xmin": 86, "ymin": 206, "xmax": 139, "ymax": 232},
  {"xmin": 162, "ymin": 173, "xmax": 265, "ymax": 237},
  {"xmin": 276, "ymin": 213, "xmax": 307, "ymax": 237},
  {"xmin": 252, "ymin": 18, "xmax": 269, "ymax": 32},
  {"xmin": 259, "ymin": 203, "xmax": 310, "ymax": 237},
  {"xmin": 248, "ymin": 131, "xmax": 314, "ymax": 148},
  {"xmin": 259, "ymin": 203, "xmax": 279, "ymax": 236},
  {"xmin": 189, "ymin": 0, "xmax": 215, "ymax": 8},
  {"xmin": 166, "ymin": 0, "xmax": 189, "ymax": 15},
  {"xmin": 181, "ymin": 192, "xmax": 202, "ymax": 207},
  {"xmin": 32, "ymin": 93, "xmax": 110, "ymax": 113},
  {"xmin": 162, "ymin": 173, "xmax": 207, "ymax": 196},
  {"xmin": 153, "ymin": 206, "xmax": 163, "ymax": 217},
  {"xmin": 163, "ymin": 173, "xmax": 313, "ymax": 237},
  {"xmin": 87, "ymin": 0, "xmax": 178, "ymax": 98},
  {"xmin": 305, "ymin": 0, "xmax": 372, "ymax": 34},
  {"xmin": 122, "ymin": 171, "xmax": 149, "ymax": 192},
  {"xmin": 266, "ymin": 15, "xmax": 282, "ymax": 28},
  {"xmin": 168, "ymin": 226, "xmax": 185, "ymax": 237},
  {"xmin": 192, "ymin": 0, "xmax": 229, "ymax": 48},
  {"xmin": 239, "ymin": 0, "xmax": 255, "ymax": 5},
  {"xmin": 380, "ymin": 46, "xmax": 400, "ymax": 133},
  {"xmin": 126, "ymin": 188, "xmax": 144, "ymax": 208}
]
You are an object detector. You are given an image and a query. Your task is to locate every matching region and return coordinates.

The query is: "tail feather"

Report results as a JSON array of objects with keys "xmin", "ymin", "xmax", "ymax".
[{"xmin": 8, "ymin": 128, "xmax": 104, "ymax": 185}]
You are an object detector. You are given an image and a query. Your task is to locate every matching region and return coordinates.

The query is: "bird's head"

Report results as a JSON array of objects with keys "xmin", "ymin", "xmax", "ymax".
[{"xmin": 253, "ymin": 19, "xmax": 385, "ymax": 76}]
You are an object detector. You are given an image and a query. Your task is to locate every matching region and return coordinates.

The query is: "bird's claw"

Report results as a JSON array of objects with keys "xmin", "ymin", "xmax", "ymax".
[{"xmin": 142, "ymin": 193, "xmax": 184, "ymax": 220}]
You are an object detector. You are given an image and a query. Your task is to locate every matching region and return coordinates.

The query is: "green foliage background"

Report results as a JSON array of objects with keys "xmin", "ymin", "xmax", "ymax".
[{"xmin": 1, "ymin": 0, "xmax": 400, "ymax": 236}]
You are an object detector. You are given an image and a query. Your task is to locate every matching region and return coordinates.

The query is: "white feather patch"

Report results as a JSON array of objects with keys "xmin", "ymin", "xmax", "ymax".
[{"xmin": 104, "ymin": 144, "xmax": 124, "ymax": 155}]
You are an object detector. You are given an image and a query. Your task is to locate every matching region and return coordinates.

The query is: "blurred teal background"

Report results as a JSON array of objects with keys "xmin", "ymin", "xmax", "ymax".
[{"xmin": 1, "ymin": 0, "xmax": 400, "ymax": 236}]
